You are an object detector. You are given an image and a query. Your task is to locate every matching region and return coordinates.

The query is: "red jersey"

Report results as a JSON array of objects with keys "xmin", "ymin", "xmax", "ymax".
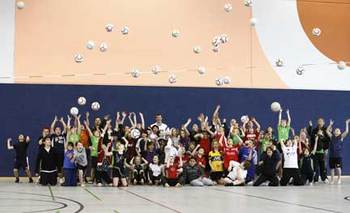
[
  {"xmin": 199, "ymin": 138, "xmax": 211, "ymax": 156},
  {"xmin": 244, "ymin": 130, "xmax": 260, "ymax": 146},
  {"xmin": 166, "ymin": 163, "xmax": 179, "ymax": 179},
  {"xmin": 196, "ymin": 155, "xmax": 207, "ymax": 168},
  {"xmin": 223, "ymin": 146, "xmax": 239, "ymax": 169}
]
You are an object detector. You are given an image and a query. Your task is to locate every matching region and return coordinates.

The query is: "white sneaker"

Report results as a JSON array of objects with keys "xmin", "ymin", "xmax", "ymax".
[
  {"xmin": 323, "ymin": 179, "xmax": 329, "ymax": 184},
  {"xmin": 97, "ymin": 183, "xmax": 102, "ymax": 187},
  {"xmin": 59, "ymin": 178, "xmax": 64, "ymax": 184},
  {"xmin": 81, "ymin": 183, "xmax": 85, "ymax": 187},
  {"xmin": 337, "ymin": 179, "xmax": 342, "ymax": 185},
  {"xmin": 309, "ymin": 182, "xmax": 313, "ymax": 186}
]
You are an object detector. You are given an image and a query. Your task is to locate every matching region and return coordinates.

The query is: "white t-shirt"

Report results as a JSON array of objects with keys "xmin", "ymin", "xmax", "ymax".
[
  {"xmin": 152, "ymin": 122, "xmax": 168, "ymax": 133},
  {"xmin": 227, "ymin": 161, "xmax": 247, "ymax": 180},
  {"xmin": 149, "ymin": 163, "xmax": 161, "ymax": 176},
  {"xmin": 282, "ymin": 145, "xmax": 298, "ymax": 168}
]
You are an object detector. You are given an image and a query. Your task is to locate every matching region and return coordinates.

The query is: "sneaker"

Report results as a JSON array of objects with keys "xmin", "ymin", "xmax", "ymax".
[
  {"xmin": 323, "ymin": 179, "xmax": 329, "ymax": 184},
  {"xmin": 15, "ymin": 178, "xmax": 19, "ymax": 183},
  {"xmin": 164, "ymin": 183, "xmax": 170, "ymax": 187},
  {"xmin": 29, "ymin": 178, "xmax": 34, "ymax": 183},
  {"xmin": 97, "ymin": 183, "xmax": 102, "ymax": 187},
  {"xmin": 337, "ymin": 179, "xmax": 342, "ymax": 185},
  {"xmin": 59, "ymin": 178, "xmax": 64, "ymax": 184},
  {"xmin": 81, "ymin": 183, "xmax": 85, "ymax": 187},
  {"xmin": 309, "ymin": 182, "xmax": 313, "ymax": 186}
]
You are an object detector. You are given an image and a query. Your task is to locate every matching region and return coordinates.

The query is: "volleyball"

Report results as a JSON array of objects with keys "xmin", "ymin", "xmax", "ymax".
[
  {"xmin": 121, "ymin": 26, "xmax": 129, "ymax": 35},
  {"xmin": 312, "ymin": 28, "xmax": 321, "ymax": 37},
  {"xmin": 193, "ymin": 46, "xmax": 201, "ymax": 54},
  {"xmin": 250, "ymin": 18, "xmax": 257, "ymax": 26},
  {"xmin": 105, "ymin": 24, "xmax": 114, "ymax": 32},
  {"xmin": 171, "ymin": 30, "xmax": 180, "ymax": 38},
  {"xmin": 337, "ymin": 61, "xmax": 347, "ymax": 70},
  {"xmin": 99, "ymin": 42, "xmax": 108, "ymax": 52},
  {"xmin": 215, "ymin": 78, "xmax": 224, "ymax": 86},
  {"xmin": 16, "ymin": 1, "xmax": 25, "ymax": 9},
  {"xmin": 169, "ymin": 74, "xmax": 177, "ymax": 84},
  {"xmin": 74, "ymin": 54, "xmax": 84, "ymax": 63},
  {"xmin": 86, "ymin": 40, "xmax": 95, "ymax": 50},
  {"xmin": 224, "ymin": 3, "xmax": 233, "ymax": 12},
  {"xmin": 240, "ymin": 115, "xmax": 249, "ymax": 123},
  {"xmin": 91, "ymin": 102, "xmax": 100, "ymax": 111},
  {"xmin": 131, "ymin": 69, "xmax": 140, "ymax": 78},
  {"xmin": 275, "ymin": 58, "xmax": 284, "ymax": 67},
  {"xmin": 130, "ymin": 128, "xmax": 141, "ymax": 139},
  {"xmin": 223, "ymin": 76, "xmax": 231, "ymax": 84},
  {"xmin": 271, "ymin": 102, "xmax": 281, "ymax": 112},
  {"xmin": 296, "ymin": 66, "xmax": 304, "ymax": 75},
  {"xmin": 197, "ymin": 66, "xmax": 206, "ymax": 75},
  {"xmin": 151, "ymin": 65, "xmax": 161, "ymax": 75},
  {"xmin": 70, "ymin": 107, "xmax": 79, "ymax": 116},
  {"xmin": 77, "ymin": 97, "xmax": 86, "ymax": 106}
]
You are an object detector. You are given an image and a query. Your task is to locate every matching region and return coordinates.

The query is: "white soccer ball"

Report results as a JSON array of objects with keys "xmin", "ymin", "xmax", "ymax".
[
  {"xmin": 223, "ymin": 76, "xmax": 231, "ymax": 84},
  {"xmin": 121, "ymin": 26, "xmax": 129, "ymax": 35},
  {"xmin": 86, "ymin": 40, "xmax": 95, "ymax": 50},
  {"xmin": 70, "ymin": 107, "xmax": 79, "ymax": 116},
  {"xmin": 296, "ymin": 66, "xmax": 304, "ymax": 75},
  {"xmin": 224, "ymin": 3, "xmax": 233, "ymax": 12},
  {"xmin": 193, "ymin": 46, "xmax": 201, "ymax": 54},
  {"xmin": 271, "ymin": 102, "xmax": 281, "ymax": 112},
  {"xmin": 240, "ymin": 115, "xmax": 249, "ymax": 123},
  {"xmin": 312, "ymin": 28, "xmax": 321, "ymax": 37},
  {"xmin": 250, "ymin": 18, "xmax": 257, "ymax": 26},
  {"xmin": 275, "ymin": 58, "xmax": 284, "ymax": 67},
  {"xmin": 337, "ymin": 61, "xmax": 347, "ymax": 70},
  {"xmin": 99, "ymin": 42, "xmax": 108, "ymax": 52},
  {"xmin": 215, "ymin": 77, "xmax": 224, "ymax": 86},
  {"xmin": 220, "ymin": 34, "xmax": 229, "ymax": 44},
  {"xmin": 197, "ymin": 66, "xmax": 206, "ymax": 75},
  {"xmin": 105, "ymin": 24, "xmax": 114, "ymax": 32},
  {"xmin": 244, "ymin": 0, "xmax": 253, "ymax": 7},
  {"xmin": 77, "ymin": 97, "xmax": 87, "ymax": 106},
  {"xmin": 91, "ymin": 102, "xmax": 100, "ymax": 111},
  {"xmin": 74, "ymin": 54, "xmax": 84, "ymax": 63},
  {"xmin": 131, "ymin": 68, "xmax": 140, "ymax": 78},
  {"xmin": 169, "ymin": 74, "xmax": 177, "ymax": 84},
  {"xmin": 16, "ymin": 1, "xmax": 25, "ymax": 9},
  {"xmin": 151, "ymin": 65, "xmax": 161, "ymax": 75},
  {"xmin": 171, "ymin": 29, "xmax": 180, "ymax": 38}
]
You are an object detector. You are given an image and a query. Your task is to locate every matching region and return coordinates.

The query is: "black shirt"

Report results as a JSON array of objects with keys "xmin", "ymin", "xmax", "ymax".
[
  {"xmin": 261, "ymin": 150, "xmax": 281, "ymax": 176},
  {"xmin": 35, "ymin": 146, "xmax": 58, "ymax": 173},
  {"xmin": 13, "ymin": 141, "xmax": 29, "ymax": 161},
  {"xmin": 51, "ymin": 133, "xmax": 66, "ymax": 153}
]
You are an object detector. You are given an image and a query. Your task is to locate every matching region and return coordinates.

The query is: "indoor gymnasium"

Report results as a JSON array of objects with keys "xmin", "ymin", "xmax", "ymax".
[{"xmin": 1, "ymin": 0, "xmax": 350, "ymax": 212}]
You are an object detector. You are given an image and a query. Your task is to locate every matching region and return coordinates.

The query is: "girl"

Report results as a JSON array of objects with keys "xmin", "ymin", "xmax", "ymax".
[
  {"xmin": 239, "ymin": 140, "xmax": 257, "ymax": 183},
  {"xmin": 35, "ymin": 137, "xmax": 59, "ymax": 186},
  {"xmin": 110, "ymin": 142, "xmax": 128, "ymax": 187},
  {"xmin": 280, "ymin": 139, "xmax": 303, "ymax": 186},
  {"xmin": 62, "ymin": 142, "xmax": 76, "ymax": 186},
  {"xmin": 67, "ymin": 115, "xmax": 82, "ymax": 146},
  {"xmin": 326, "ymin": 119, "xmax": 350, "ymax": 184},
  {"xmin": 130, "ymin": 156, "xmax": 148, "ymax": 185},
  {"xmin": 221, "ymin": 136, "xmax": 239, "ymax": 172},
  {"xmin": 164, "ymin": 155, "xmax": 183, "ymax": 187},
  {"xmin": 191, "ymin": 146, "xmax": 207, "ymax": 173},
  {"xmin": 224, "ymin": 160, "xmax": 251, "ymax": 186},
  {"xmin": 96, "ymin": 121, "xmax": 113, "ymax": 186},
  {"xmin": 7, "ymin": 135, "xmax": 33, "ymax": 183},
  {"xmin": 148, "ymin": 155, "xmax": 162, "ymax": 185},
  {"xmin": 75, "ymin": 142, "xmax": 88, "ymax": 187},
  {"xmin": 300, "ymin": 147, "xmax": 315, "ymax": 185},
  {"xmin": 208, "ymin": 141, "xmax": 224, "ymax": 184}
]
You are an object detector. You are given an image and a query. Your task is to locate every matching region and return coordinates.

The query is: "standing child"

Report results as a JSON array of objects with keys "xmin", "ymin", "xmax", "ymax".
[
  {"xmin": 110, "ymin": 142, "xmax": 128, "ymax": 187},
  {"xmin": 300, "ymin": 147, "xmax": 316, "ymax": 185},
  {"xmin": 62, "ymin": 142, "xmax": 77, "ymax": 186},
  {"xmin": 35, "ymin": 137, "xmax": 59, "ymax": 186},
  {"xmin": 7, "ymin": 135, "xmax": 33, "ymax": 183},
  {"xmin": 326, "ymin": 119, "xmax": 350, "ymax": 184},
  {"xmin": 277, "ymin": 109, "xmax": 291, "ymax": 143},
  {"xmin": 239, "ymin": 140, "xmax": 257, "ymax": 183},
  {"xmin": 84, "ymin": 121, "xmax": 100, "ymax": 183},
  {"xmin": 208, "ymin": 141, "xmax": 224, "ymax": 184},
  {"xmin": 75, "ymin": 142, "xmax": 88, "ymax": 187}
]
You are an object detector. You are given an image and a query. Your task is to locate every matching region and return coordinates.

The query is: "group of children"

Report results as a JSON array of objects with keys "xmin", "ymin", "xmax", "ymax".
[{"xmin": 7, "ymin": 105, "xmax": 349, "ymax": 187}]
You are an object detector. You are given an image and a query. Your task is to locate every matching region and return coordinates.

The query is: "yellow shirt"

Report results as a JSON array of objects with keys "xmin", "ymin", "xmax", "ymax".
[{"xmin": 209, "ymin": 151, "xmax": 223, "ymax": 172}]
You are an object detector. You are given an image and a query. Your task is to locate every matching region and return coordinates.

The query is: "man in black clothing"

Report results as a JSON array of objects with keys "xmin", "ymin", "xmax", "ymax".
[
  {"xmin": 7, "ymin": 135, "xmax": 33, "ymax": 183},
  {"xmin": 254, "ymin": 146, "xmax": 281, "ymax": 186},
  {"xmin": 307, "ymin": 118, "xmax": 330, "ymax": 183}
]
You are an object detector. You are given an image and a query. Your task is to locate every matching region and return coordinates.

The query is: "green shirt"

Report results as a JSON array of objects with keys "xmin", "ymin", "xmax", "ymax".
[
  {"xmin": 90, "ymin": 136, "xmax": 99, "ymax": 157},
  {"xmin": 230, "ymin": 134, "xmax": 241, "ymax": 146},
  {"xmin": 68, "ymin": 133, "xmax": 80, "ymax": 145},
  {"xmin": 260, "ymin": 138, "xmax": 272, "ymax": 153},
  {"xmin": 278, "ymin": 125, "xmax": 290, "ymax": 142}
]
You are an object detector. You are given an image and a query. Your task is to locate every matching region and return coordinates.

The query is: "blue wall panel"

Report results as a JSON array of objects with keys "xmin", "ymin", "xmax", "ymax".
[{"xmin": 1, "ymin": 84, "xmax": 350, "ymax": 176}]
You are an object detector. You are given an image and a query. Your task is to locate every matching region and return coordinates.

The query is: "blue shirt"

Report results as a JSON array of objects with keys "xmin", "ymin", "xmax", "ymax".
[
  {"xmin": 63, "ymin": 150, "xmax": 76, "ymax": 169},
  {"xmin": 329, "ymin": 135, "xmax": 343, "ymax": 158}
]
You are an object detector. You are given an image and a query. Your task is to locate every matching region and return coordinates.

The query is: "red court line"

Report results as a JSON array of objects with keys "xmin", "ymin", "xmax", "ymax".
[{"xmin": 120, "ymin": 188, "xmax": 182, "ymax": 213}]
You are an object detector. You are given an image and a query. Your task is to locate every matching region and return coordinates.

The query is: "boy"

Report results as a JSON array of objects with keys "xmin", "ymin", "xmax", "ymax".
[
  {"xmin": 62, "ymin": 142, "xmax": 76, "ymax": 186},
  {"xmin": 254, "ymin": 146, "xmax": 281, "ymax": 186},
  {"xmin": 181, "ymin": 157, "xmax": 213, "ymax": 186},
  {"xmin": 326, "ymin": 119, "xmax": 350, "ymax": 184},
  {"xmin": 277, "ymin": 109, "xmax": 291, "ymax": 143},
  {"xmin": 7, "ymin": 135, "xmax": 33, "ymax": 183}
]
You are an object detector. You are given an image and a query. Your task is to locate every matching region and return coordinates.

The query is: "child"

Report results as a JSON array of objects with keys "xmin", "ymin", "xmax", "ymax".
[
  {"xmin": 300, "ymin": 147, "xmax": 315, "ymax": 185},
  {"xmin": 326, "ymin": 119, "xmax": 350, "ymax": 184},
  {"xmin": 130, "ymin": 156, "xmax": 148, "ymax": 185},
  {"xmin": 224, "ymin": 160, "xmax": 251, "ymax": 186},
  {"xmin": 110, "ymin": 142, "xmax": 128, "ymax": 187},
  {"xmin": 221, "ymin": 136, "xmax": 239, "ymax": 173},
  {"xmin": 62, "ymin": 142, "xmax": 77, "ymax": 186},
  {"xmin": 208, "ymin": 141, "xmax": 224, "ymax": 184},
  {"xmin": 280, "ymin": 139, "xmax": 303, "ymax": 186},
  {"xmin": 35, "ymin": 137, "xmax": 59, "ymax": 186},
  {"xmin": 277, "ymin": 109, "xmax": 291, "ymax": 143},
  {"xmin": 84, "ymin": 121, "xmax": 100, "ymax": 183},
  {"xmin": 181, "ymin": 157, "xmax": 214, "ymax": 186},
  {"xmin": 164, "ymin": 155, "xmax": 183, "ymax": 187},
  {"xmin": 75, "ymin": 142, "xmax": 88, "ymax": 187},
  {"xmin": 253, "ymin": 146, "xmax": 281, "ymax": 186},
  {"xmin": 239, "ymin": 140, "xmax": 257, "ymax": 183},
  {"xmin": 191, "ymin": 145, "xmax": 207, "ymax": 173},
  {"xmin": 148, "ymin": 155, "xmax": 163, "ymax": 185},
  {"xmin": 7, "ymin": 135, "xmax": 33, "ymax": 183}
]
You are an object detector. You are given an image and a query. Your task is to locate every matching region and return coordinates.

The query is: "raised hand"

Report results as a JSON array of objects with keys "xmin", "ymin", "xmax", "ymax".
[
  {"xmin": 309, "ymin": 120, "xmax": 312, "ymax": 126},
  {"xmin": 54, "ymin": 115, "xmax": 58, "ymax": 121},
  {"xmin": 329, "ymin": 119, "xmax": 334, "ymax": 125},
  {"xmin": 26, "ymin": 136, "xmax": 30, "ymax": 142}
]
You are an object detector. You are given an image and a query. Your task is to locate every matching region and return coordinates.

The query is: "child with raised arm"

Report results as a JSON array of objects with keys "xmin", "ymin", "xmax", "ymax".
[
  {"xmin": 130, "ymin": 156, "xmax": 148, "ymax": 185},
  {"xmin": 7, "ymin": 135, "xmax": 33, "ymax": 183},
  {"xmin": 280, "ymin": 138, "xmax": 303, "ymax": 186},
  {"xmin": 62, "ymin": 142, "xmax": 77, "ymax": 186},
  {"xmin": 164, "ymin": 155, "xmax": 183, "ymax": 187},
  {"xmin": 67, "ymin": 115, "xmax": 82, "ymax": 146},
  {"xmin": 326, "ymin": 119, "xmax": 350, "ymax": 184},
  {"xmin": 84, "ymin": 120, "xmax": 100, "ymax": 183},
  {"xmin": 277, "ymin": 109, "xmax": 291, "ymax": 143}
]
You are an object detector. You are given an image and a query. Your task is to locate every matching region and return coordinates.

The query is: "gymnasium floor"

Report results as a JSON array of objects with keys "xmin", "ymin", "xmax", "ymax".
[{"xmin": 0, "ymin": 177, "xmax": 349, "ymax": 213}]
